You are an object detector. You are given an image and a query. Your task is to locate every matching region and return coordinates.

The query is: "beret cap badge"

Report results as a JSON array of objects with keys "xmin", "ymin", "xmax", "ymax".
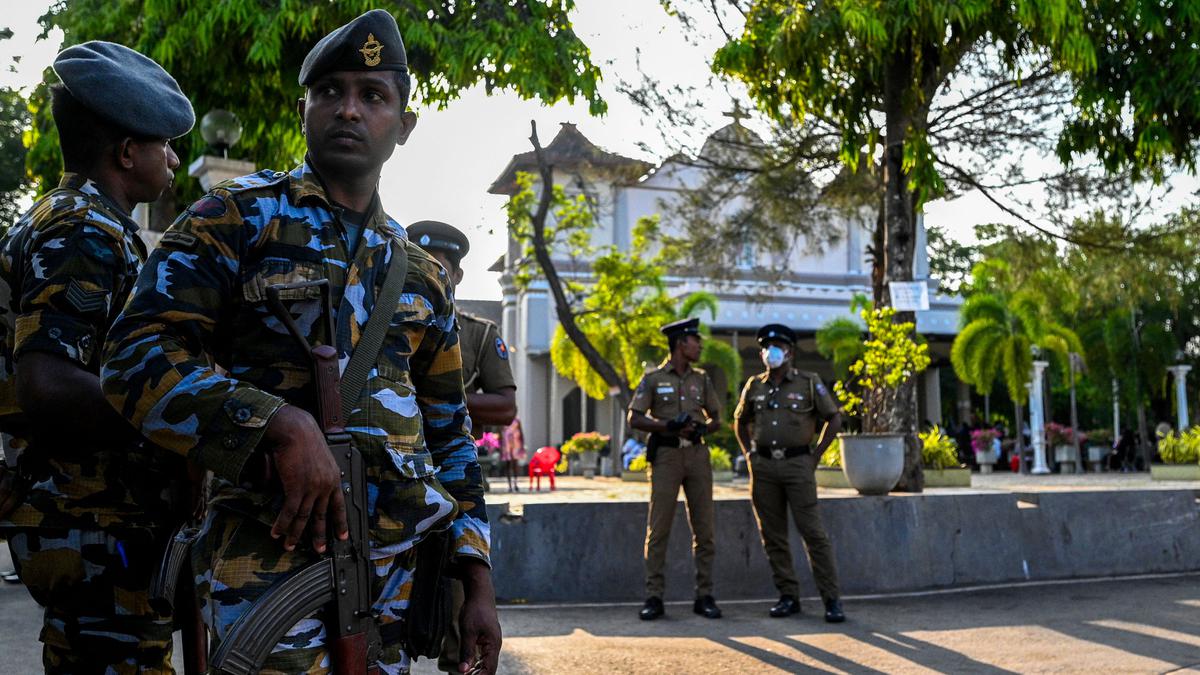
[{"xmin": 360, "ymin": 33, "xmax": 383, "ymax": 67}]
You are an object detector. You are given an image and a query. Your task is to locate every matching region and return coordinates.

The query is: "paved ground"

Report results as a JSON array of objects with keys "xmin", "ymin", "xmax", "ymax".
[
  {"xmin": 3, "ymin": 541, "xmax": 1198, "ymax": 674},
  {"xmin": 488, "ymin": 471, "xmax": 1200, "ymax": 514}
]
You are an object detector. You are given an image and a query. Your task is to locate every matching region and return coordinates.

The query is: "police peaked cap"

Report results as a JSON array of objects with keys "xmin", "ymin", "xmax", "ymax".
[
  {"xmin": 661, "ymin": 317, "xmax": 702, "ymax": 339},
  {"xmin": 52, "ymin": 41, "xmax": 194, "ymax": 139},
  {"xmin": 299, "ymin": 9, "xmax": 408, "ymax": 86},
  {"xmin": 407, "ymin": 220, "xmax": 470, "ymax": 264},
  {"xmin": 757, "ymin": 323, "xmax": 796, "ymax": 346}
]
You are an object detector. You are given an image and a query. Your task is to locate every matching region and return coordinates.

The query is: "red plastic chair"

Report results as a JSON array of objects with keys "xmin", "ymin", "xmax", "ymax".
[{"xmin": 528, "ymin": 446, "xmax": 561, "ymax": 491}]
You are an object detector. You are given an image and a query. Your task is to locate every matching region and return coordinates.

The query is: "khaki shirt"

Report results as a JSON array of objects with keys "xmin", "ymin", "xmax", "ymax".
[
  {"xmin": 458, "ymin": 311, "xmax": 515, "ymax": 393},
  {"xmin": 734, "ymin": 367, "xmax": 839, "ymax": 449},
  {"xmin": 629, "ymin": 360, "xmax": 721, "ymax": 422}
]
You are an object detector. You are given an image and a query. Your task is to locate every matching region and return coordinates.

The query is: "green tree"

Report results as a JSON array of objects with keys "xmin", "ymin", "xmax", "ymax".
[
  {"xmin": 952, "ymin": 260, "xmax": 1083, "ymax": 470},
  {"xmin": 815, "ymin": 293, "xmax": 872, "ymax": 379},
  {"xmin": 0, "ymin": 27, "xmax": 30, "ymax": 227},
  {"xmin": 29, "ymin": 1, "xmax": 605, "ymax": 220}
]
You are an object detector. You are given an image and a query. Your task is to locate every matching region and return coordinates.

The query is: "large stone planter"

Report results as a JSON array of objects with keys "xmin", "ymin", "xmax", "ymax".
[
  {"xmin": 1086, "ymin": 445, "xmax": 1108, "ymax": 472},
  {"xmin": 621, "ymin": 470, "xmax": 648, "ymax": 482},
  {"xmin": 1151, "ymin": 464, "xmax": 1200, "ymax": 481},
  {"xmin": 975, "ymin": 449, "xmax": 997, "ymax": 474},
  {"xmin": 815, "ymin": 466, "xmax": 850, "ymax": 489},
  {"xmin": 572, "ymin": 450, "xmax": 598, "ymax": 478},
  {"xmin": 1054, "ymin": 445, "xmax": 1080, "ymax": 474},
  {"xmin": 839, "ymin": 433, "xmax": 904, "ymax": 495},
  {"xmin": 923, "ymin": 467, "xmax": 971, "ymax": 487}
]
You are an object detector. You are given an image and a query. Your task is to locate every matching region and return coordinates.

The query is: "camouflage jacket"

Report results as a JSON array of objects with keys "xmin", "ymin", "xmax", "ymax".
[
  {"xmin": 0, "ymin": 173, "xmax": 177, "ymax": 530},
  {"xmin": 101, "ymin": 162, "xmax": 488, "ymax": 564}
]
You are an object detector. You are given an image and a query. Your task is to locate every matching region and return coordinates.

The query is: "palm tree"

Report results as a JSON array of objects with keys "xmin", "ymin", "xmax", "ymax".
[
  {"xmin": 674, "ymin": 291, "xmax": 743, "ymax": 402},
  {"xmin": 952, "ymin": 279, "xmax": 1083, "ymax": 472},
  {"xmin": 816, "ymin": 293, "xmax": 872, "ymax": 379}
]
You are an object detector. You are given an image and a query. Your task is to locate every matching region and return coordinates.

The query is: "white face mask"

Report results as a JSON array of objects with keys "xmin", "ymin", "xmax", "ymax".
[{"xmin": 762, "ymin": 345, "xmax": 787, "ymax": 369}]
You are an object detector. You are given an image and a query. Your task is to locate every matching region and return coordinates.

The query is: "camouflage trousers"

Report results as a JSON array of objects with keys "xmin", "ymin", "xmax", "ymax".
[
  {"xmin": 4, "ymin": 526, "xmax": 174, "ymax": 674},
  {"xmin": 195, "ymin": 507, "xmax": 417, "ymax": 675}
]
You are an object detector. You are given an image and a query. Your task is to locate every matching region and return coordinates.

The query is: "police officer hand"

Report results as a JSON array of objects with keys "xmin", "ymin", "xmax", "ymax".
[
  {"xmin": 666, "ymin": 413, "xmax": 692, "ymax": 433},
  {"xmin": 459, "ymin": 562, "xmax": 502, "ymax": 675},
  {"xmin": 0, "ymin": 465, "xmax": 26, "ymax": 519},
  {"xmin": 262, "ymin": 405, "xmax": 348, "ymax": 553}
]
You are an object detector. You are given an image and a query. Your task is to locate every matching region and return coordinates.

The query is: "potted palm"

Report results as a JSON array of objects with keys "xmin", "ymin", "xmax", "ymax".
[
  {"xmin": 834, "ymin": 305, "xmax": 931, "ymax": 495},
  {"xmin": 921, "ymin": 427, "xmax": 970, "ymax": 487},
  {"xmin": 561, "ymin": 431, "xmax": 609, "ymax": 479},
  {"xmin": 1151, "ymin": 428, "xmax": 1200, "ymax": 481}
]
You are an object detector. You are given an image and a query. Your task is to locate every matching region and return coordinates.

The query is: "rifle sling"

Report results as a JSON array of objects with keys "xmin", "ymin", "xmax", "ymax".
[{"xmin": 340, "ymin": 239, "xmax": 408, "ymax": 422}]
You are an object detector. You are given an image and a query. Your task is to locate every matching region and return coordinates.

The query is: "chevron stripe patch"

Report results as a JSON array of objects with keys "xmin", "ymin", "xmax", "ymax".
[{"xmin": 65, "ymin": 280, "xmax": 108, "ymax": 315}]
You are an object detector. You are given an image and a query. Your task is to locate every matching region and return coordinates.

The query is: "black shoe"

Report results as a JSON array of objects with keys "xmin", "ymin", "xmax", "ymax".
[
  {"xmin": 639, "ymin": 596, "xmax": 664, "ymax": 621},
  {"xmin": 824, "ymin": 598, "xmax": 845, "ymax": 623},
  {"xmin": 693, "ymin": 594, "xmax": 722, "ymax": 619},
  {"xmin": 0, "ymin": 569, "xmax": 19, "ymax": 584},
  {"xmin": 770, "ymin": 595, "xmax": 801, "ymax": 618}
]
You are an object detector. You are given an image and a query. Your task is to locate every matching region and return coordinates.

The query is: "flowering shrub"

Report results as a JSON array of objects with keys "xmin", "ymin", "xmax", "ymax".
[
  {"xmin": 628, "ymin": 455, "xmax": 648, "ymax": 472},
  {"xmin": 477, "ymin": 432, "xmax": 501, "ymax": 453},
  {"xmin": 970, "ymin": 428, "xmax": 1001, "ymax": 453},
  {"xmin": 561, "ymin": 431, "xmax": 610, "ymax": 456},
  {"xmin": 1045, "ymin": 422, "xmax": 1085, "ymax": 447},
  {"xmin": 833, "ymin": 306, "xmax": 931, "ymax": 431},
  {"xmin": 818, "ymin": 438, "xmax": 842, "ymax": 468}
]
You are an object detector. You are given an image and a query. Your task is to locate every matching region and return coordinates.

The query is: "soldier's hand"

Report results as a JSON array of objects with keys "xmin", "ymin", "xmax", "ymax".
[
  {"xmin": 459, "ymin": 562, "xmax": 502, "ymax": 675},
  {"xmin": 0, "ymin": 465, "xmax": 26, "ymax": 519},
  {"xmin": 262, "ymin": 405, "xmax": 348, "ymax": 553}
]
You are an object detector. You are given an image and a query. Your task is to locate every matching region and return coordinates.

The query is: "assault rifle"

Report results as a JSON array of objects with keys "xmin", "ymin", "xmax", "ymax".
[{"xmin": 208, "ymin": 279, "xmax": 381, "ymax": 674}]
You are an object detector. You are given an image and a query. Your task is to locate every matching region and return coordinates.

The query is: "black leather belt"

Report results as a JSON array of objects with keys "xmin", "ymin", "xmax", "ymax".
[{"xmin": 757, "ymin": 445, "xmax": 810, "ymax": 459}]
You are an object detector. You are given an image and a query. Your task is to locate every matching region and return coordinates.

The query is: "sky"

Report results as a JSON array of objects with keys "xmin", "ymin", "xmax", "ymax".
[{"xmin": 3, "ymin": 1, "xmax": 1197, "ymax": 301}]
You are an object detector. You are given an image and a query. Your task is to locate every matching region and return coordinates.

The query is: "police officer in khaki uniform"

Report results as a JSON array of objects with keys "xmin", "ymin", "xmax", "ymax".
[
  {"xmin": 628, "ymin": 317, "xmax": 723, "ymax": 621},
  {"xmin": 734, "ymin": 324, "xmax": 846, "ymax": 622},
  {"xmin": 408, "ymin": 219, "xmax": 516, "ymax": 673}
]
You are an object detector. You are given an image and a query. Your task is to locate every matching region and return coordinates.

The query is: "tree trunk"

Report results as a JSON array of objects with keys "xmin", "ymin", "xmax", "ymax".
[
  {"xmin": 1128, "ymin": 309, "xmax": 1152, "ymax": 468},
  {"xmin": 1014, "ymin": 400, "xmax": 1027, "ymax": 474},
  {"xmin": 873, "ymin": 38, "xmax": 922, "ymax": 492},
  {"xmin": 526, "ymin": 121, "xmax": 632, "ymax": 409}
]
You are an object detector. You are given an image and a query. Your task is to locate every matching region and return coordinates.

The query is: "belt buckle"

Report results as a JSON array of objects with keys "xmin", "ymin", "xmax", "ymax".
[
  {"xmin": 679, "ymin": 439, "xmax": 694, "ymax": 448},
  {"xmin": 771, "ymin": 448, "xmax": 785, "ymax": 460}
]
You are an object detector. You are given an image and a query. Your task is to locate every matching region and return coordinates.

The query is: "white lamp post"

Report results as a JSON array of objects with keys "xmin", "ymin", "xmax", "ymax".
[
  {"xmin": 1029, "ymin": 355, "xmax": 1051, "ymax": 474},
  {"xmin": 189, "ymin": 109, "xmax": 255, "ymax": 192}
]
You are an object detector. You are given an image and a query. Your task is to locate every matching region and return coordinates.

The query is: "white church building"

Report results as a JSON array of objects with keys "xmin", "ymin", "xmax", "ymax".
[{"xmin": 472, "ymin": 122, "xmax": 964, "ymax": 453}]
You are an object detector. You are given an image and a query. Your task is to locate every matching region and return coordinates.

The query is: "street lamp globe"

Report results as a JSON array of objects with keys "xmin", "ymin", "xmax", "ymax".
[{"xmin": 200, "ymin": 109, "xmax": 242, "ymax": 157}]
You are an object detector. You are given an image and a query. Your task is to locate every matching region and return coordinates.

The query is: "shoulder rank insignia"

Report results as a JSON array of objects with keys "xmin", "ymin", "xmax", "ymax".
[
  {"xmin": 161, "ymin": 231, "xmax": 199, "ymax": 250},
  {"xmin": 65, "ymin": 279, "xmax": 108, "ymax": 315},
  {"xmin": 360, "ymin": 33, "xmax": 383, "ymax": 67}
]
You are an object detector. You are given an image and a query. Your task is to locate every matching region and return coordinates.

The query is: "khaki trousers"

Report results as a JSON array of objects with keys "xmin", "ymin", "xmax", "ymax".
[
  {"xmin": 748, "ymin": 452, "xmax": 840, "ymax": 601},
  {"xmin": 644, "ymin": 445, "xmax": 715, "ymax": 598}
]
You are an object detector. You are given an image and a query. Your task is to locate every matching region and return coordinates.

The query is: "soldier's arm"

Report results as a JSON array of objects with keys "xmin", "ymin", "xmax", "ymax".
[
  {"xmin": 732, "ymin": 379, "xmax": 755, "ymax": 457},
  {"xmin": 14, "ymin": 220, "xmax": 139, "ymax": 445},
  {"xmin": 100, "ymin": 192, "xmax": 286, "ymax": 482},
  {"xmin": 701, "ymin": 373, "xmax": 722, "ymax": 433},
  {"xmin": 413, "ymin": 271, "xmax": 489, "ymax": 567}
]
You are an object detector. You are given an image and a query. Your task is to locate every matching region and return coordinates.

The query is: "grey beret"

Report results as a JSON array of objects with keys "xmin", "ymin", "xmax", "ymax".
[
  {"xmin": 299, "ymin": 9, "xmax": 408, "ymax": 86},
  {"xmin": 53, "ymin": 41, "xmax": 195, "ymax": 139}
]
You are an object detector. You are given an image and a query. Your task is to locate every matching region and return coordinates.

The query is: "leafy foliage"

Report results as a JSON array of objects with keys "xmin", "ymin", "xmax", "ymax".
[
  {"xmin": 628, "ymin": 455, "xmax": 648, "ymax": 473},
  {"xmin": 708, "ymin": 446, "xmax": 732, "ymax": 471},
  {"xmin": 0, "ymin": 28, "xmax": 30, "ymax": 227},
  {"xmin": 919, "ymin": 427, "xmax": 960, "ymax": 470},
  {"xmin": 815, "ymin": 293, "xmax": 871, "ymax": 379},
  {"xmin": 818, "ymin": 437, "xmax": 842, "ymax": 468},
  {"xmin": 833, "ymin": 306, "xmax": 931, "ymax": 429},
  {"xmin": 560, "ymin": 431, "xmax": 609, "ymax": 456},
  {"xmin": 29, "ymin": 1, "xmax": 606, "ymax": 201},
  {"xmin": 1158, "ymin": 429, "xmax": 1200, "ymax": 465}
]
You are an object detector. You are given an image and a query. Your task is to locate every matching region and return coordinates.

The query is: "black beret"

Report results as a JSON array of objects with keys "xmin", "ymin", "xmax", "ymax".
[
  {"xmin": 407, "ymin": 220, "xmax": 470, "ymax": 264},
  {"xmin": 757, "ymin": 323, "xmax": 796, "ymax": 346},
  {"xmin": 299, "ymin": 9, "xmax": 408, "ymax": 86},
  {"xmin": 52, "ymin": 41, "xmax": 194, "ymax": 139},
  {"xmin": 661, "ymin": 317, "xmax": 702, "ymax": 338}
]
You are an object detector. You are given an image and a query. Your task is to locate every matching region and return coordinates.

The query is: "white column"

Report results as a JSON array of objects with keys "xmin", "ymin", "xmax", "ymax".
[
  {"xmin": 1112, "ymin": 378, "xmax": 1121, "ymax": 439},
  {"xmin": 1169, "ymin": 365, "xmax": 1192, "ymax": 430},
  {"xmin": 1030, "ymin": 361, "xmax": 1050, "ymax": 474}
]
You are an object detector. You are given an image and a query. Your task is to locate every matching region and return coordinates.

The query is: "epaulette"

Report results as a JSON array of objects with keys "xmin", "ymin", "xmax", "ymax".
[
  {"xmin": 457, "ymin": 311, "xmax": 497, "ymax": 330},
  {"xmin": 212, "ymin": 169, "xmax": 290, "ymax": 194}
]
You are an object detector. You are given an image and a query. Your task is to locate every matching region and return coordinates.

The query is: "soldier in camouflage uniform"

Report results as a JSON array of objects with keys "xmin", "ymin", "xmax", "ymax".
[
  {"xmin": 0, "ymin": 42, "xmax": 194, "ymax": 673},
  {"xmin": 100, "ymin": 10, "xmax": 500, "ymax": 675},
  {"xmin": 407, "ymin": 220, "xmax": 515, "ymax": 675}
]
